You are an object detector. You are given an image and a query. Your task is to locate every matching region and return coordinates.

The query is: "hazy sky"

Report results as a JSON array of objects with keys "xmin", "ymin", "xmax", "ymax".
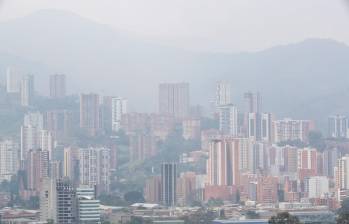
[{"xmin": 0, "ymin": 0, "xmax": 349, "ymax": 52}]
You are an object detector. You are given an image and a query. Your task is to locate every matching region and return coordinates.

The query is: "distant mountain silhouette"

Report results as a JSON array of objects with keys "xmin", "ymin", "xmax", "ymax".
[{"xmin": 0, "ymin": 9, "xmax": 349, "ymax": 129}]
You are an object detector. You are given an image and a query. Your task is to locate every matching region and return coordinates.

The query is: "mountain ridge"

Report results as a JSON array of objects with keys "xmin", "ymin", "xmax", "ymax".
[{"xmin": 0, "ymin": 9, "xmax": 349, "ymax": 130}]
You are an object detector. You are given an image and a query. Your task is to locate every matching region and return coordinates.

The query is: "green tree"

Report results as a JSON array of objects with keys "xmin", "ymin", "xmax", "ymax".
[
  {"xmin": 245, "ymin": 210, "xmax": 260, "ymax": 219},
  {"xmin": 98, "ymin": 194, "xmax": 128, "ymax": 206},
  {"xmin": 128, "ymin": 216, "xmax": 152, "ymax": 224},
  {"xmin": 182, "ymin": 209, "xmax": 217, "ymax": 224},
  {"xmin": 206, "ymin": 198, "xmax": 224, "ymax": 207},
  {"xmin": 308, "ymin": 131, "xmax": 326, "ymax": 151},
  {"xmin": 268, "ymin": 212, "xmax": 301, "ymax": 224},
  {"xmin": 337, "ymin": 213, "xmax": 349, "ymax": 224},
  {"xmin": 337, "ymin": 198, "xmax": 349, "ymax": 224},
  {"xmin": 24, "ymin": 196, "xmax": 40, "ymax": 209},
  {"xmin": 124, "ymin": 191, "xmax": 145, "ymax": 204},
  {"xmin": 338, "ymin": 198, "xmax": 349, "ymax": 214}
]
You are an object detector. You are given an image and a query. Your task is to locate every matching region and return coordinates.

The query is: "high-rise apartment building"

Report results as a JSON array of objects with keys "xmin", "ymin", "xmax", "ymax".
[
  {"xmin": 20, "ymin": 125, "xmax": 39, "ymax": 161},
  {"xmin": 247, "ymin": 113, "xmax": 273, "ymax": 142},
  {"xmin": 336, "ymin": 156, "xmax": 349, "ymax": 190},
  {"xmin": 216, "ymin": 81, "xmax": 231, "ymax": 107},
  {"xmin": 161, "ymin": 163, "xmax": 177, "ymax": 206},
  {"xmin": 26, "ymin": 149, "xmax": 49, "ymax": 193},
  {"xmin": 20, "ymin": 74, "xmax": 34, "ymax": 107},
  {"xmin": 6, "ymin": 67, "xmax": 21, "ymax": 93},
  {"xmin": 283, "ymin": 146, "xmax": 298, "ymax": 173},
  {"xmin": 44, "ymin": 110, "xmax": 73, "ymax": 141},
  {"xmin": 256, "ymin": 176, "xmax": 278, "ymax": 204},
  {"xmin": 63, "ymin": 147, "xmax": 80, "ymax": 185},
  {"xmin": 176, "ymin": 172, "xmax": 196, "ymax": 206},
  {"xmin": 244, "ymin": 92, "xmax": 261, "ymax": 113},
  {"xmin": 49, "ymin": 74, "xmax": 66, "ymax": 98},
  {"xmin": 39, "ymin": 130, "xmax": 55, "ymax": 156},
  {"xmin": 79, "ymin": 148, "xmax": 111, "ymax": 194},
  {"xmin": 24, "ymin": 111, "xmax": 44, "ymax": 129},
  {"xmin": 144, "ymin": 176, "xmax": 161, "ymax": 204},
  {"xmin": 55, "ymin": 178, "xmax": 77, "ymax": 224},
  {"xmin": 273, "ymin": 118, "xmax": 314, "ymax": 143},
  {"xmin": 0, "ymin": 140, "xmax": 19, "ymax": 181},
  {"xmin": 328, "ymin": 115, "xmax": 348, "ymax": 138},
  {"xmin": 323, "ymin": 148, "xmax": 339, "ymax": 178},
  {"xmin": 238, "ymin": 138, "xmax": 252, "ymax": 172},
  {"xmin": 21, "ymin": 112, "xmax": 49, "ymax": 161},
  {"xmin": 40, "ymin": 178, "xmax": 57, "ymax": 222},
  {"xmin": 250, "ymin": 142, "xmax": 269, "ymax": 173},
  {"xmin": 76, "ymin": 186, "xmax": 101, "ymax": 224},
  {"xmin": 297, "ymin": 147, "xmax": 318, "ymax": 171},
  {"xmin": 41, "ymin": 180, "xmax": 99, "ymax": 224},
  {"xmin": 159, "ymin": 83, "xmax": 190, "ymax": 119},
  {"xmin": 207, "ymin": 139, "xmax": 240, "ymax": 186},
  {"xmin": 111, "ymin": 97, "xmax": 127, "ymax": 132},
  {"xmin": 308, "ymin": 176, "xmax": 329, "ymax": 198},
  {"xmin": 218, "ymin": 104, "xmax": 238, "ymax": 136},
  {"xmin": 80, "ymin": 93, "xmax": 100, "ymax": 136}
]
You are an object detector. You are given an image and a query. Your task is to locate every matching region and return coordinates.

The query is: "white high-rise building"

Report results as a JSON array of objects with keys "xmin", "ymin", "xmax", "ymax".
[
  {"xmin": 21, "ymin": 112, "xmax": 45, "ymax": 161},
  {"xmin": 218, "ymin": 104, "xmax": 238, "ymax": 136},
  {"xmin": 273, "ymin": 118, "xmax": 314, "ymax": 143},
  {"xmin": 24, "ymin": 111, "xmax": 44, "ymax": 129},
  {"xmin": 111, "ymin": 97, "xmax": 127, "ymax": 132},
  {"xmin": 39, "ymin": 130, "xmax": 55, "ymax": 157},
  {"xmin": 336, "ymin": 156, "xmax": 349, "ymax": 190},
  {"xmin": 40, "ymin": 178, "xmax": 57, "ymax": 222},
  {"xmin": 20, "ymin": 125, "xmax": 39, "ymax": 161},
  {"xmin": 40, "ymin": 178, "xmax": 77, "ymax": 224},
  {"xmin": 216, "ymin": 81, "xmax": 231, "ymax": 107},
  {"xmin": 50, "ymin": 74, "xmax": 66, "ymax": 98},
  {"xmin": 247, "ymin": 113, "xmax": 273, "ymax": 142},
  {"xmin": 328, "ymin": 115, "xmax": 348, "ymax": 138},
  {"xmin": 76, "ymin": 186, "xmax": 101, "ymax": 223},
  {"xmin": 6, "ymin": 67, "xmax": 22, "ymax": 93},
  {"xmin": 79, "ymin": 148, "xmax": 111, "ymax": 194},
  {"xmin": 20, "ymin": 74, "xmax": 34, "ymax": 107},
  {"xmin": 238, "ymin": 138, "xmax": 252, "ymax": 172},
  {"xmin": 0, "ymin": 140, "xmax": 19, "ymax": 181},
  {"xmin": 308, "ymin": 176, "xmax": 329, "ymax": 198},
  {"xmin": 250, "ymin": 142, "xmax": 269, "ymax": 173},
  {"xmin": 244, "ymin": 92, "xmax": 261, "ymax": 113},
  {"xmin": 207, "ymin": 139, "xmax": 240, "ymax": 186},
  {"xmin": 159, "ymin": 83, "xmax": 190, "ymax": 119}
]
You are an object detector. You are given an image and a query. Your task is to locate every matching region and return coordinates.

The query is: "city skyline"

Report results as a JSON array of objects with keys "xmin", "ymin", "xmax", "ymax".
[{"xmin": 0, "ymin": 2, "xmax": 348, "ymax": 224}]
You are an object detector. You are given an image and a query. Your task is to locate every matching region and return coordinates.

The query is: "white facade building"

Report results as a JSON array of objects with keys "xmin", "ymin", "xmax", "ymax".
[
  {"xmin": 76, "ymin": 186, "xmax": 101, "ymax": 223},
  {"xmin": 21, "ymin": 112, "xmax": 46, "ymax": 161},
  {"xmin": 79, "ymin": 147, "xmax": 111, "ymax": 194},
  {"xmin": 24, "ymin": 111, "xmax": 44, "ymax": 129},
  {"xmin": 215, "ymin": 81, "xmax": 231, "ymax": 107},
  {"xmin": 0, "ymin": 140, "xmax": 19, "ymax": 181},
  {"xmin": 6, "ymin": 67, "xmax": 22, "ymax": 93},
  {"xmin": 273, "ymin": 118, "xmax": 313, "ymax": 143},
  {"xmin": 308, "ymin": 176, "xmax": 329, "ymax": 198},
  {"xmin": 336, "ymin": 156, "xmax": 349, "ymax": 190},
  {"xmin": 218, "ymin": 104, "xmax": 238, "ymax": 136},
  {"xmin": 111, "ymin": 97, "xmax": 127, "ymax": 132},
  {"xmin": 39, "ymin": 130, "xmax": 55, "ymax": 157},
  {"xmin": 20, "ymin": 125, "xmax": 39, "ymax": 160},
  {"xmin": 328, "ymin": 115, "xmax": 348, "ymax": 138}
]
